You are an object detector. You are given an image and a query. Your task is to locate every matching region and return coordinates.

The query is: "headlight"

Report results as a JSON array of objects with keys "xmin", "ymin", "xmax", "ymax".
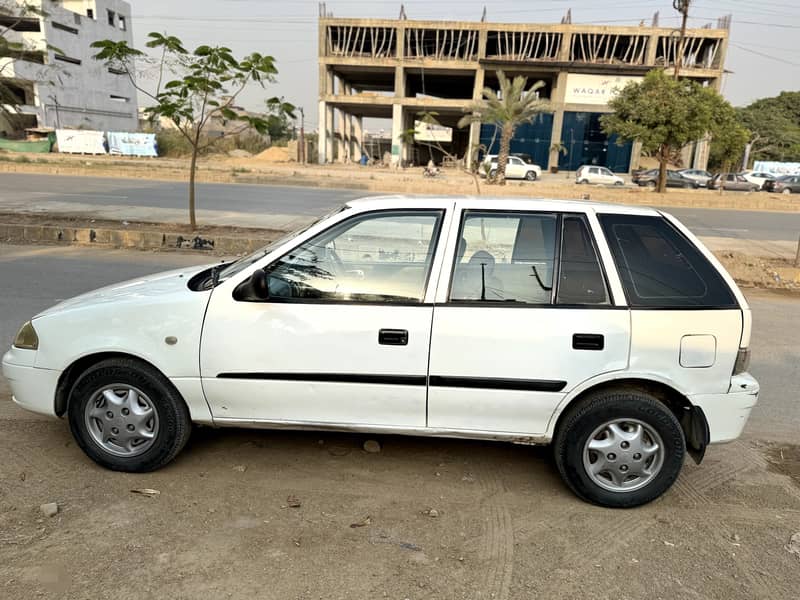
[{"xmin": 13, "ymin": 321, "xmax": 39, "ymax": 350}]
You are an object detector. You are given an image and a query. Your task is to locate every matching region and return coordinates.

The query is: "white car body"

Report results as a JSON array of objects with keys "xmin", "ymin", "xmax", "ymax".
[
  {"xmin": 740, "ymin": 170, "xmax": 774, "ymax": 189},
  {"xmin": 481, "ymin": 155, "xmax": 542, "ymax": 180},
  {"xmin": 576, "ymin": 165, "xmax": 625, "ymax": 186},
  {"xmin": 679, "ymin": 169, "xmax": 713, "ymax": 186},
  {"xmin": 3, "ymin": 197, "xmax": 759, "ymax": 505}
]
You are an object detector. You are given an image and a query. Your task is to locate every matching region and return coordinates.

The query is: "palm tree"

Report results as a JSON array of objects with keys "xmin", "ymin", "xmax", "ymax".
[{"xmin": 459, "ymin": 72, "xmax": 550, "ymax": 185}]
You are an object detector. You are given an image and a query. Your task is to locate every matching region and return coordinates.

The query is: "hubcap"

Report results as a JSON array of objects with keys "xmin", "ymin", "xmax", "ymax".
[
  {"xmin": 582, "ymin": 418, "xmax": 664, "ymax": 493},
  {"xmin": 84, "ymin": 385, "xmax": 159, "ymax": 457}
]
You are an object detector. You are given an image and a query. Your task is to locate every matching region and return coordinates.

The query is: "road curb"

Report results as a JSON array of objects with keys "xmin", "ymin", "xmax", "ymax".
[{"xmin": 0, "ymin": 223, "xmax": 274, "ymax": 254}]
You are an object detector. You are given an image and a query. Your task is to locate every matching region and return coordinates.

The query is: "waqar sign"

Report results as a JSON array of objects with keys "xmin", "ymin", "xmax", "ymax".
[{"xmin": 564, "ymin": 74, "xmax": 643, "ymax": 106}]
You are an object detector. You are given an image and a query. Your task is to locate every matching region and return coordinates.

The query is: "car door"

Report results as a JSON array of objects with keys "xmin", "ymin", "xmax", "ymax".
[
  {"xmin": 506, "ymin": 156, "xmax": 523, "ymax": 179},
  {"xmin": 200, "ymin": 206, "xmax": 451, "ymax": 427},
  {"xmin": 599, "ymin": 167, "xmax": 615, "ymax": 184},
  {"xmin": 427, "ymin": 203, "xmax": 631, "ymax": 435}
]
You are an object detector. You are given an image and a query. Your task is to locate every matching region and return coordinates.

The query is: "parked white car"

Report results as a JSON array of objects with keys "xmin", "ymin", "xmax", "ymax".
[
  {"xmin": 678, "ymin": 169, "xmax": 713, "ymax": 187},
  {"xmin": 576, "ymin": 165, "xmax": 625, "ymax": 186},
  {"xmin": 740, "ymin": 170, "xmax": 775, "ymax": 190},
  {"xmin": 481, "ymin": 155, "xmax": 542, "ymax": 181},
  {"xmin": 3, "ymin": 197, "xmax": 758, "ymax": 507}
]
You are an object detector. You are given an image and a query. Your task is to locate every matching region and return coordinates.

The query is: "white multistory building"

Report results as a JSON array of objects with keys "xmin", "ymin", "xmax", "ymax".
[{"xmin": 0, "ymin": 0, "xmax": 137, "ymax": 135}]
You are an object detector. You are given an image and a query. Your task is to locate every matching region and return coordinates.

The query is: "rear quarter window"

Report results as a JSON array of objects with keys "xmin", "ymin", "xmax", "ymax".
[{"xmin": 599, "ymin": 214, "xmax": 738, "ymax": 308}]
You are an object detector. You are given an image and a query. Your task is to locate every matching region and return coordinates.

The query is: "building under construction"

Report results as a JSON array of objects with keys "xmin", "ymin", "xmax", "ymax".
[{"xmin": 317, "ymin": 12, "xmax": 730, "ymax": 172}]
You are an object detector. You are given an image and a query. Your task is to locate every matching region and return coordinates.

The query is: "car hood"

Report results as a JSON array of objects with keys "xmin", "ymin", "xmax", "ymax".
[{"xmin": 34, "ymin": 264, "xmax": 214, "ymax": 319}]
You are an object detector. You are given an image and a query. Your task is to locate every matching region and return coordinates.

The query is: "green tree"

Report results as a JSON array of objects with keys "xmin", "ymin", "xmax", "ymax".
[
  {"xmin": 92, "ymin": 33, "xmax": 289, "ymax": 228},
  {"xmin": 601, "ymin": 69, "xmax": 740, "ymax": 193},
  {"xmin": 737, "ymin": 92, "xmax": 800, "ymax": 165},
  {"xmin": 264, "ymin": 96, "xmax": 296, "ymax": 141},
  {"xmin": 708, "ymin": 103, "xmax": 750, "ymax": 173},
  {"xmin": 458, "ymin": 71, "xmax": 550, "ymax": 185}
]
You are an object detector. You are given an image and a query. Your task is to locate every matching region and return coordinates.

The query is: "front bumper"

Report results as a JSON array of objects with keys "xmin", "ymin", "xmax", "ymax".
[
  {"xmin": 2, "ymin": 349, "xmax": 60, "ymax": 418},
  {"xmin": 689, "ymin": 373, "xmax": 760, "ymax": 444}
]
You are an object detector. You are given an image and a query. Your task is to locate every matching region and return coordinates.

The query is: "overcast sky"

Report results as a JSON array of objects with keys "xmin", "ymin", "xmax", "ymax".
[{"xmin": 128, "ymin": 0, "xmax": 800, "ymax": 130}]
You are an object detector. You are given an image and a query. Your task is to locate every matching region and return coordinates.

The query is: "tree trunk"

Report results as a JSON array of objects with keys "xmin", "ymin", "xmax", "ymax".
[
  {"xmin": 657, "ymin": 145, "xmax": 669, "ymax": 193},
  {"xmin": 189, "ymin": 147, "xmax": 198, "ymax": 229},
  {"xmin": 495, "ymin": 123, "xmax": 513, "ymax": 186}
]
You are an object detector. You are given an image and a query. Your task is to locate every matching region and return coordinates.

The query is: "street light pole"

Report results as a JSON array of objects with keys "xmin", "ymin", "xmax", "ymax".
[
  {"xmin": 299, "ymin": 107, "xmax": 305, "ymax": 164},
  {"xmin": 673, "ymin": 0, "xmax": 691, "ymax": 80}
]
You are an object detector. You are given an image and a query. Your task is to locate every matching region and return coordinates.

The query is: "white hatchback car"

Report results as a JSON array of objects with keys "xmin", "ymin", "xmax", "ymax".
[
  {"xmin": 3, "ymin": 197, "xmax": 759, "ymax": 507},
  {"xmin": 576, "ymin": 165, "xmax": 625, "ymax": 186},
  {"xmin": 481, "ymin": 155, "xmax": 542, "ymax": 181}
]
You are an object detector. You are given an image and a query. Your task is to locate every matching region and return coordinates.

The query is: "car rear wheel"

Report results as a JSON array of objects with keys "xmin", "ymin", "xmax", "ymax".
[
  {"xmin": 646, "ymin": 181, "xmax": 657, "ymax": 188},
  {"xmin": 553, "ymin": 388, "xmax": 685, "ymax": 508},
  {"xmin": 525, "ymin": 171, "xmax": 537, "ymax": 181},
  {"xmin": 68, "ymin": 358, "xmax": 192, "ymax": 472},
  {"xmin": 489, "ymin": 169, "xmax": 497, "ymax": 180}
]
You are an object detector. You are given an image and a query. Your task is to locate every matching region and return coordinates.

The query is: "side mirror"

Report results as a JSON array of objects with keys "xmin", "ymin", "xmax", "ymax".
[{"xmin": 233, "ymin": 269, "xmax": 269, "ymax": 302}]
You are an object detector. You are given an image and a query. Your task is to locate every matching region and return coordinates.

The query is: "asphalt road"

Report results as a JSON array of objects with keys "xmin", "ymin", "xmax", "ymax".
[
  {"xmin": 0, "ymin": 244, "xmax": 797, "ymax": 442},
  {"xmin": 1, "ymin": 172, "xmax": 800, "ymax": 241}
]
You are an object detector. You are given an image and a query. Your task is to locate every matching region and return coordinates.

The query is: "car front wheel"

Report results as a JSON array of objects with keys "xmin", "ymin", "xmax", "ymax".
[
  {"xmin": 525, "ymin": 171, "xmax": 537, "ymax": 181},
  {"xmin": 782, "ymin": 188, "xmax": 792, "ymax": 195},
  {"xmin": 554, "ymin": 388, "xmax": 685, "ymax": 508},
  {"xmin": 68, "ymin": 358, "xmax": 192, "ymax": 472}
]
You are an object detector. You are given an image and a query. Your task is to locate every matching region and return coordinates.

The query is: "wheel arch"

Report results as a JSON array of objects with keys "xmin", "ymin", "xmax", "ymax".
[
  {"xmin": 548, "ymin": 375, "xmax": 709, "ymax": 464},
  {"xmin": 55, "ymin": 351, "xmax": 177, "ymax": 417}
]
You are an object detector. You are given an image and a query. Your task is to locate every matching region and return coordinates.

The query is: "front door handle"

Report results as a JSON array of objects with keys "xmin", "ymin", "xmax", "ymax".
[
  {"xmin": 573, "ymin": 333, "xmax": 604, "ymax": 351},
  {"xmin": 379, "ymin": 329, "xmax": 408, "ymax": 346}
]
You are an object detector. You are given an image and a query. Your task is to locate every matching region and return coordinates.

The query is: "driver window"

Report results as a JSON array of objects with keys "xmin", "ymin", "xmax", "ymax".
[
  {"xmin": 450, "ymin": 211, "xmax": 557, "ymax": 304},
  {"xmin": 266, "ymin": 211, "xmax": 442, "ymax": 303}
]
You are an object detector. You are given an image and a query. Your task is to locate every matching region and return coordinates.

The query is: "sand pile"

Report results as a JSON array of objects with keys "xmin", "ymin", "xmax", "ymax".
[{"xmin": 254, "ymin": 146, "xmax": 291, "ymax": 162}]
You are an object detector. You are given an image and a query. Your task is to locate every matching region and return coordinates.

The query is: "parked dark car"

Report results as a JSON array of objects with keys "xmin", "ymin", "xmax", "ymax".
[
  {"xmin": 632, "ymin": 168, "xmax": 659, "ymax": 184},
  {"xmin": 708, "ymin": 173, "xmax": 760, "ymax": 192},
  {"xmin": 636, "ymin": 169, "xmax": 700, "ymax": 189},
  {"xmin": 763, "ymin": 175, "xmax": 800, "ymax": 195}
]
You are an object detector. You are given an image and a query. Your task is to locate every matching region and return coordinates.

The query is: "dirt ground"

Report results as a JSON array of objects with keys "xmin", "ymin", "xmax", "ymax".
[{"xmin": 0, "ymin": 392, "xmax": 799, "ymax": 599}]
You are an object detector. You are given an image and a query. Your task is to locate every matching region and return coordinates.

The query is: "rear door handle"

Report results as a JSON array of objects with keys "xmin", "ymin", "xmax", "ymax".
[
  {"xmin": 379, "ymin": 329, "xmax": 408, "ymax": 346},
  {"xmin": 573, "ymin": 333, "xmax": 604, "ymax": 351}
]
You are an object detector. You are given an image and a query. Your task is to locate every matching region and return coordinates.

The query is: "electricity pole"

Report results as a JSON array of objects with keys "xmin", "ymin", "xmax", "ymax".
[
  {"xmin": 673, "ymin": 0, "xmax": 690, "ymax": 80},
  {"xmin": 299, "ymin": 107, "xmax": 305, "ymax": 164}
]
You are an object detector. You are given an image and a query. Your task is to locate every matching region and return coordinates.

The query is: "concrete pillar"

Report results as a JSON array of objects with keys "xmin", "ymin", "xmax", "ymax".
[
  {"xmin": 336, "ymin": 108, "xmax": 346, "ymax": 163},
  {"xmin": 325, "ymin": 104, "xmax": 334, "ymax": 163},
  {"xmin": 352, "ymin": 115, "xmax": 364, "ymax": 160},
  {"xmin": 466, "ymin": 67, "xmax": 486, "ymax": 167},
  {"xmin": 645, "ymin": 34, "xmax": 659, "ymax": 66},
  {"xmin": 317, "ymin": 100, "xmax": 328, "ymax": 164},
  {"xmin": 693, "ymin": 137, "xmax": 711, "ymax": 171},
  {"xmin": 630, "ymin": 140, "xmax": 643, "ymax": 172},
  {"xmin": 548, "ymin": 71, "xmax": 568, "ymax": 172},
  {"xmin": 391, "ymin": 103, "xmax": 404, "ymax": 166}
]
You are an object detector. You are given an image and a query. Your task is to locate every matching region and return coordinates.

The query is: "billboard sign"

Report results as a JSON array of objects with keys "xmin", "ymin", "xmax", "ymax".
[{"xmin": 564, "ymin": 74, "xmax": 643, "ymax": 106}]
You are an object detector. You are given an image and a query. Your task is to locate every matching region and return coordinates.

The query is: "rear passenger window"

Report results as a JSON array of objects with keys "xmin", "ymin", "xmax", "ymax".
[
  {"xmin": 450, "ymin": 211, "xmax": 557, "ymax": 304},
  {"xmin": 599, "ymin": 214, "xmax": 737, "ymax": 308},
  {"xmin": 557, "ymin": 216, "xmax": 609, "ymax": 305}
]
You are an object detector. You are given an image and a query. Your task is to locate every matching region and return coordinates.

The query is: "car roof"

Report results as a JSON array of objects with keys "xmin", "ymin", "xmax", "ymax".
[{"xmin": 344, "ymin": 195, "xmax": 661, "ymax": 216}]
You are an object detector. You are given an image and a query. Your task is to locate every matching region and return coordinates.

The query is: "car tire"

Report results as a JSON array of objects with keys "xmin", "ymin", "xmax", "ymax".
[
  {"xmin": 553, "ymin": 388, "xmax": 685, "ymax": 508},
  {"xmin": 489, "ymin": 169, "xmax": 497, "ymax": 180},
  {"xmin": 782, "ymin": 188, "xmax": 792, "ymax": 195},
  {"xmin": 578, "ymin": 179, "xmax": 589, "ymax": 185},
  {"xmin": 525, "ymin": 171, "xmax": 537, "ymax": 181},
  {"xmin": 614, "ymin": 180, "xmax": 624, "ymax": 186},
  {"xmin": 646, "ymin": 181, "xmax": 657, "ymax": 189},
  {"xmin": 68, "ymin": 358, "xmax": 192, "ymax": 472}
]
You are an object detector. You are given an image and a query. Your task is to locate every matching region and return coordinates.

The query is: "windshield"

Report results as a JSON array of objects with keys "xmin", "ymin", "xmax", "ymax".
[{"xmin": 215, "ymin": 204, "xmax": 350, "ymax": 282}]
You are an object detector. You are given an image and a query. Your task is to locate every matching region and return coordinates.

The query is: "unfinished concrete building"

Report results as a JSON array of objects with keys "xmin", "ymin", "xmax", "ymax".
[{"xmin": 318, "ymin": 16, "xmax": 729, "ymax": 172}]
